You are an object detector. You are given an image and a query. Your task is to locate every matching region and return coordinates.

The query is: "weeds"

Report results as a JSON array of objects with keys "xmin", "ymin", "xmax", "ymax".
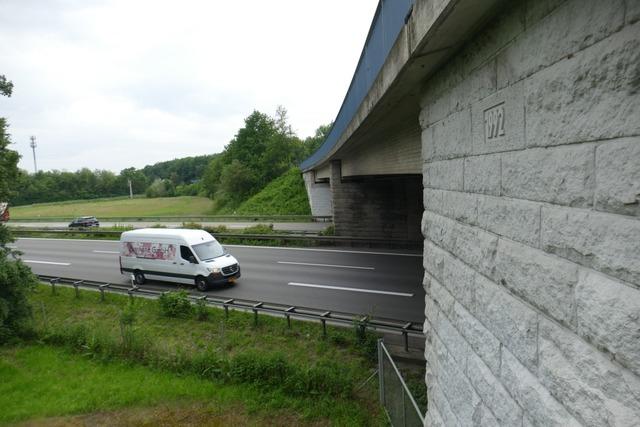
[{"xmin": 158, "ymin": 290, "xmax": 192, "ymax": 318}]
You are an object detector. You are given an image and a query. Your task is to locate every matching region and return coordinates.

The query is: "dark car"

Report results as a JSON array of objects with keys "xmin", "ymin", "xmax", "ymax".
[{"xmin": 69, "ymin": 216, "xmax": 100, "ymax": 228}]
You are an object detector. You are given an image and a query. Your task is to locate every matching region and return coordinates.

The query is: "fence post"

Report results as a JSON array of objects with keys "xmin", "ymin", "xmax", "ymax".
[{"xmin": 378, "ymin": 339, "xmax": 385, "ymax": 405}]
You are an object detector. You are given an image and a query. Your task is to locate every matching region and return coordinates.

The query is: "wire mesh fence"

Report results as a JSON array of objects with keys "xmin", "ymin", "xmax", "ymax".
[{"xmin": 378, "ymin": 339, "xmax": 425, "ymax": 426}]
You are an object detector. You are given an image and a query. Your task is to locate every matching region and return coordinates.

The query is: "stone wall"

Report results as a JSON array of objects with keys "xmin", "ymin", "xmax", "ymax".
[
  {"xmin": 302, "ymin": 171, "xmax": 333, "ymax": 217},
  {"xmin": 419, "ymin": 0, "xmax": 640, "ymax": 425},
  {"xmin": 330, "ymin": 160, "xmax": 423, "ymax": 240}
]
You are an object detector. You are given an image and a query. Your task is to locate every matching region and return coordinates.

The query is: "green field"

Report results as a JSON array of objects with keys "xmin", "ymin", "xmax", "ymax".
[
  {"xmin": 3, "ymin": 285, "xmax": 385, "ymax": 425},
  {"xmin": 10, "ymin": 196, "xmax": 215, "ymax": 219}
]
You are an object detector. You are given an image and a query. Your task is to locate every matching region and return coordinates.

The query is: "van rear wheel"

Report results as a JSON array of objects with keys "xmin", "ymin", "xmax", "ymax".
[
  {"xmin": 195, "ymin": 276, "xmax": 208, "ymax": 292},
  {"xmin": 133, "ymin": 270, "xmax": 145, "ymax": 285}
]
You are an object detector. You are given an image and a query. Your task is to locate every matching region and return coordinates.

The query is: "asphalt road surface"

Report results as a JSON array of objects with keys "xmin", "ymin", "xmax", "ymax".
[{"xmin": 14, "ymin": 238, "xmax": 426, "ymax": 323}]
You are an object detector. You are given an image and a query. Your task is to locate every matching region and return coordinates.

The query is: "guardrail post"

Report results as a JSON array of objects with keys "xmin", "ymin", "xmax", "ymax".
[
  {"xmin": 99, "ymin": 284, "xmax": 109, "ymax": 301},
  {"xmin": 128, "ymin": 285, "xmax": 138, "ymax": 303},
  {"xmin": 252, "ymin": 302, "xmax": 263, "ymax": 326},
  {"xmin": 402, "ymin": 322, "xmax": 412, "ymax": 352},
  {"xmin": 285, "ymin": 307, "xmax": 295, "ymax": 329},
  {"xmin": 357, "ymin": 315, "xmax": 368, "ymax": 341},
  {"xmin": 73, "ymin": 280, "xmax": 82, "ymax": 298},
  {"xmin": 49, "ymin": 278, "xmax": 59, "ymax": 295},
  {"xmin": 320, "ymin": 311, "xmax": 330, "ymax": 338},
  {"xmin": 223, "ymin": 298, "xmax": 234, "ymax": 319}
]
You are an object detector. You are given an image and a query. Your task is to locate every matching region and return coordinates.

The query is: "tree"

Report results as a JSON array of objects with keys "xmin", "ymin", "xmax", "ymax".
[
  {"xmin": 303, "ymin": 123, "xmax": 332, "ymax": 158},
  {"xmin": 0, "ymin": 75, "xmax": 38, "ymax": 343}
]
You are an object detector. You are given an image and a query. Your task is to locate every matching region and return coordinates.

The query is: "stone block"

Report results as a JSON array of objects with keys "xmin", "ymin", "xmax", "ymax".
[
  {"xmin": 423, "ymin": 187, "xmax": 444, "ymax": 215},
  {"xmin": 471, "ymin": 81, "xmax": 525, "ymax": 155},
  {"xmin": 466, "ymin": 351, "xmax": 523, "ymax": 426},
  {"xmin": 575, "ymin": 270, "xmax": 640, "ymax": 377},
  {"xmin": 525, "ymin": 21, "xmax": 640, "ymax": 146},
  {"xmin": 463, "ymin": 154, "xmax": 501, "ymax": 196},
  {"xmin": 428, "ymin": 381, "xmax": 460, "ymax": 427},
  {"xmin": 538, "ymin": 318, "xmax": 640, "ymax": 426},
  {"xmin": 595, "ymin": 137, "xmax": 640, "ymax": 216},
  {"xmin": 473, "ymin": 274, "xmax": 538, "ymax": 371},
  {"xmin": 430, "ymin": 108, "xmax": 472, "ymax": 161},
  {"xmin": 433, "ymin": 334, "xmax": 481, "ymax": 426},
  {"xmin": 477, "ymin": 195, "xmax": 541, "ymax": 247},
  {"xmin": 421, "ymin": 125, "xmax": 435, "ymax": 162},
  {"xmin": 541, "ymin": 206, "xmax": 640, "ymax": 286},
  {"xmin": 423, "ymin": 158, "xmax": 464, "ymax": 191},
  {"xmin": 472, "ymin": 403, "xmax": 500, "ymax": 427},
  {"xmin": 450, "ymin": 302, "xmax": 501, "ymax": 376},
  {"xmin": 500, "ymin": 348, "xmax": 581, "ymax": 426},
  {"xmin": 524, "ymin": 0, "xmax": 568, "ymax": 28},
  {"xmin": 440, "ymin": 190, "xmax": 477, "ymax": 226},
  {"xmin": 501, "ymin": 144, "xmax": 595, "ymax": 207},
  {"xmin": 494, "ymin": 238, "xmax": 578, "ymax": 326},
  {"xmin": 425, "ymin": 239, "xmax": 476, "ymax": 310},
  {"xmin": 422, "ymin": 211, "xmax": 498, "ymax": 278},
  {"xmin": 429, "ymin": 273, "xmax": 455, "ymax": 318},
  {"xmin": 449, "ymin": 61, "xmax": 497, "ymax": 114},
  {"xmin": 629, "ymin": 0, "xmax": 640, "ymax": 24},
  {"xmin": 423, "ymin": 238, "xmax": 445, "ymax": 282},
  {"xmin": 497, "ymin": 0, "xmax": 625, "ymax": 88},
  {"xmin": 434, "ymin": 310, "xmax": 470, "ymax": 371}
]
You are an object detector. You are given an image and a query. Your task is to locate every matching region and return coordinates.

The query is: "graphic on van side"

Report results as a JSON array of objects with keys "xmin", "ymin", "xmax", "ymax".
[{"xmin": 121, "ymin": 242, "xmax": 176, "ymax": 260}]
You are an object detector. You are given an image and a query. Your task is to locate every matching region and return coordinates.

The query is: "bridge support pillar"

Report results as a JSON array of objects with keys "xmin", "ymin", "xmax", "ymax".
[{"xmin": 330, "ymin": 159, "xmax": 421, "ymax": 242}]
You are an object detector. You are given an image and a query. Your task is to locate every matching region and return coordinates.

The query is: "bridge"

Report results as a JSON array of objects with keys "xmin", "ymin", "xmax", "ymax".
[{"xmin": 303, "ymin": 0, "xmax": 640, "ymax": 425}]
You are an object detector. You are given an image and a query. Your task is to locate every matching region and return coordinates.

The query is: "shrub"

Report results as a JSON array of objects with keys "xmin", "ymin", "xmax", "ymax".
[
  {"xmin": 181, "ymin": 221, "xmax": 203, "ymax": 229},
  {"xmin": 194, "ymin": 298, "xmax": 209, "ymax": 321},
  {"xmin": 158, "ymin": 290, "xmax": 192, "ymax": 318}
]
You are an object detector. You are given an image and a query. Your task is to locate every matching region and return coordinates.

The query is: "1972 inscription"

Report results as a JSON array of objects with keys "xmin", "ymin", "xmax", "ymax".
[{"xmin": 484, "ymin": 103, "xmax": 505, "ymax": 141}]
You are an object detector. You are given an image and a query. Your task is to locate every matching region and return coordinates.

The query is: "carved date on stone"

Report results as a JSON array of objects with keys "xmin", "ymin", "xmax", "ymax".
[{"xmin": 484, "ymin": 103, "xmax": 505, "ymax": 141}]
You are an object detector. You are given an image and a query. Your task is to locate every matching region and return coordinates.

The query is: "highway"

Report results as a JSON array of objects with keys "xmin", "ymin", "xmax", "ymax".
[{"xmin": 14, "ymin": 238, "xmax": 426, "ymax": 323}]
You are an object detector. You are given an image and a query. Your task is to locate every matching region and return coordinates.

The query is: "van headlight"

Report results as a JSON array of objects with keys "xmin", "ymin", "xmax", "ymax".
[{"xmin": 207, "ymin": 267, "xmax": 221, "ymax": 274}]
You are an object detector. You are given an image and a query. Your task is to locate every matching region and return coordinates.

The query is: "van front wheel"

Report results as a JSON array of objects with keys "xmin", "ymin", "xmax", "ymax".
[
  {"xmin": 195, "ymin": 276, "xmax": 208, "ymax": 292},
  {"xmin": 133, "ymin": 271, "xmax": 145, "ymax": 285}
]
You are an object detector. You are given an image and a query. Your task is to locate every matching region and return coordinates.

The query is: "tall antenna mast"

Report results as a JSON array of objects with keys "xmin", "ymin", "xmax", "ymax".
[{"xmin": 30, "ymin": 135, "xmax": 38, "ymax": 173}]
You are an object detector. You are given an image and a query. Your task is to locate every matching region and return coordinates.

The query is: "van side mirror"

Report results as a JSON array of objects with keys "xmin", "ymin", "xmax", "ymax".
[{"xmin": 189, "ymin": 256, "xmax": 197, "ymax": 264}]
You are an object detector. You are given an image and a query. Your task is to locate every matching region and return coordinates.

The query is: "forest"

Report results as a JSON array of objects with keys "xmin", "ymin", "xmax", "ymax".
[{"xmin": 9, "ymin": 106, "xmax": 330, "ymax": 213}]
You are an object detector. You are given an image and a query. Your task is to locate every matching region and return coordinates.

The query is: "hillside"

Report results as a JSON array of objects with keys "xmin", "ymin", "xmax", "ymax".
[{"xmin": 220, "ymin": 168, "xmax": 310, "ymax": 215}]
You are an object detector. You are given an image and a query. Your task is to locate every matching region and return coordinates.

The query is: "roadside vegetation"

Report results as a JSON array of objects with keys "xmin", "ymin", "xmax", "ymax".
[{"xmin": 0, "ymin": 285, "xmax": 385, "ymax": 425}]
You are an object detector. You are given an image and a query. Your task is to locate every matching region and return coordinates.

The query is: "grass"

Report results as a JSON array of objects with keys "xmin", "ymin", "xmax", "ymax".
[
  {"xmin": 10, "ymin": 196, "xmax": 215, "ymax": 219},
  {"xmin": 11, "ymin": 285, "xmax": 385, "ymax": 425},
  {"xmin": 0, "ymin": 345, "xmax": 369, "ymax": 425}
]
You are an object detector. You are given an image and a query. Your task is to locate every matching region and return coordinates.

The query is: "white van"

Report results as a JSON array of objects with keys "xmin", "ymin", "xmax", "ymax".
[{"xmin": 119, "ymin": 228, "xmax": 240, "ymax": 291}]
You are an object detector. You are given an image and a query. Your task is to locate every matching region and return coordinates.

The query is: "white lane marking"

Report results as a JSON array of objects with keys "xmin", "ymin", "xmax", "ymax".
[
  {"xmin": 278, "ymin": 261, "xmax": 374, "ymax": 270},
  {"xmin": 227, "ymin": 244, "xmax": 421, "ymax": 257},
  {"xmin": 287, "ymin": 282, "xmax": 413, "ymax": 297},
  {"xmin": 16, "ymin": 238, "xmax": 421, "ymax": 257},
  {"xmin": 93, "ymin": 250, "xmax": 119, "ymax": 254},
  {"xmin": 23, "ymin": 259, "xmax": 71, "ymax": 266}
]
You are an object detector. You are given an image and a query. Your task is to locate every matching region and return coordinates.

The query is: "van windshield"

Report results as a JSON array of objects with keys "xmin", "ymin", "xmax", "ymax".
[{"xmin": 192, "ymin": 240, "xmax": 225, "ymax": 261}]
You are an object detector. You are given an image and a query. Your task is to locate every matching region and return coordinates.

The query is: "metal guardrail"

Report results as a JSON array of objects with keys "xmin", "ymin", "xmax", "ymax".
[
  {"xmin": 12, "ymin": 228, "xmax": 422, "ymax": 248},
  {"xmin": 39, "ymin": 275, "xmax": 424, "ymax": 350},
  {"xmin": 379, "ymin": 339, "xmax": 425, "ymax": 426}
]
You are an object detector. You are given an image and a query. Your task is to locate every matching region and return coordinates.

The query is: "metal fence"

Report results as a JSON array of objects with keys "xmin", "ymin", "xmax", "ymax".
[{"xmin": 378, "ymin": 339, "xmax": 425, "ymax": 426}]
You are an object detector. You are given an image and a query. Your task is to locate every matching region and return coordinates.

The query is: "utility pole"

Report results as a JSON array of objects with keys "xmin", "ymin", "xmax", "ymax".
[
  {"xmin": 128, "ymin": 179, "xmax": 133, "ymax": 198},
  {"xmin": 29, "ymin": 136, "xmax": 38, "ymax": 173}
]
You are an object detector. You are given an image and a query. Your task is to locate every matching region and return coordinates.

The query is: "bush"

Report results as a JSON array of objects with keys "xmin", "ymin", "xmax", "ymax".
[
  {"xmin": 181, "ymin": 222, "xmax": 203, "ymax": 229},
  {"xmin": 158, "ymin": 290, "xmax": 192, "ymax": 318},
  {"xmin": 0, "ymin": 235, "xmax": 39, "ymax": 343},
  {"xmin": 194, "ymin": 298, "xmax": 209, "ymax": 321}
]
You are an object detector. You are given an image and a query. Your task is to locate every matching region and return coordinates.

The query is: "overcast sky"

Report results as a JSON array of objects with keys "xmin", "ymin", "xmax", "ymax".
[{"xmin": 0, "ymin": 0, "xmax": 378, "ymax": 173}]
